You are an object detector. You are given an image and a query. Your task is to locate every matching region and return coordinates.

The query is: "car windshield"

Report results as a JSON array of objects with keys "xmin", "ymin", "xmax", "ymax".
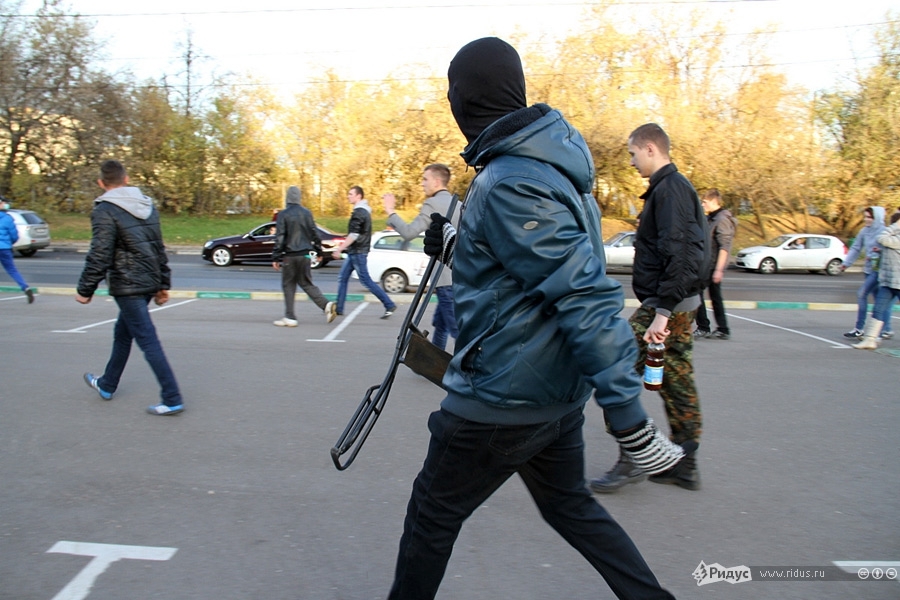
[
  {"xmin": 764, "ymin": 235, "xmax": 793, "ymax": 248},
  {"xmin": 604, "ymin": 233, "xmax": 626, "ymax": 245}
]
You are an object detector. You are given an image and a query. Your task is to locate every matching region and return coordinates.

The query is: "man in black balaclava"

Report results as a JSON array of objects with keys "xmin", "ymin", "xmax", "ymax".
[
  {"xmin": 447, "ymin": 36, "xmax": 527, "ymax": 144},
  {"xmin": 387, "ymin": 37, "xmax": 686, "ymax": 600}
]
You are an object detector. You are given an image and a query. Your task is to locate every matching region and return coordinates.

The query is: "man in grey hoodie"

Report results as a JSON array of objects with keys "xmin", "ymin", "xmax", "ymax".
[{"xmin": 76, "ymin": 160, "xmax": 184, "ymax": 416}]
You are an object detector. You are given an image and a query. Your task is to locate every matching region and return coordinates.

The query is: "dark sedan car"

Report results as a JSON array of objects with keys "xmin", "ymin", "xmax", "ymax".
[{"xmin": 202, "ymin": 222, "xmax": 345, "ymax": 268}]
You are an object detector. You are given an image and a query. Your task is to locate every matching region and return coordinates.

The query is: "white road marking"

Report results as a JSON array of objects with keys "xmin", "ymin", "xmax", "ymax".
[
  {"xmin": 46, "ymin": 541, "xmax": 177, "ymax": 600},
  {"xmin": 53, "ymin": 299, "xmax": 198, "ymax": 333},
  {"xmin": 726, "ymin": 312, "xmax": 852, "ymax": 349},
  {"xmin": 308, "ymin": 302, "xmax": 369, "ymax": 342},
  {"xmin": 0, "ymin": 294, "xmax": 30, "ymax": 302}
]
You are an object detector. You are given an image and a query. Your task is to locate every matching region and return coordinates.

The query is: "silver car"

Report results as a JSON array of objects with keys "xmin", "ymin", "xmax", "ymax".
[
  {"xmin": 6, "ymin": 209, "xmax": 51, "ymax": 257},
  {"xmin": 603, "ymin": 231, "xmax": 635, "ymax": 269}
]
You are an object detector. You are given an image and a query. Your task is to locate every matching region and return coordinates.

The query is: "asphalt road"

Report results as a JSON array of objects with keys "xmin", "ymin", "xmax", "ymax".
[
  {"xmin": 1, "ymin": 285, "xmax": 898, "ymax": 599},
  {"xmin": 9, "ymin": 250, "xmax": 864, "ymax": 305}
]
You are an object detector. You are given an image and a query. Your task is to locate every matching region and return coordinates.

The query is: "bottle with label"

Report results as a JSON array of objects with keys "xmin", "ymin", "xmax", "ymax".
[
  {"xmin": 870, "ymin": 250, "xmax": 880, "ymax": 272},
  {"xmin": 643, "ymin": 342, "xmax": 665, "ymax": 391}
]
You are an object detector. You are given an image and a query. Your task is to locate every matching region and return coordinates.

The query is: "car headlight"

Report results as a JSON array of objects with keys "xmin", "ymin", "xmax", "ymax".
[{"xmin": 204, "ymin": 241, "xmax": 213, "ymax": 248}]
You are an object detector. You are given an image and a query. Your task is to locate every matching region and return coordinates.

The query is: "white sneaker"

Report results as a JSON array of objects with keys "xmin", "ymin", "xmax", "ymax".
[
  {"xmin": 273, "ymin": 318, "xmax": 298, "ymax": 327},
  {"xmin": 325, "ymin": 301, "xmax": 337, "ymax": 324}
]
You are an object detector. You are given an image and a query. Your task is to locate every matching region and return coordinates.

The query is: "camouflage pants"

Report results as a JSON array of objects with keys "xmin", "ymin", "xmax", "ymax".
[{"xmin": 629, "ymin": 305, "xmax": 702, "ymax": 444}]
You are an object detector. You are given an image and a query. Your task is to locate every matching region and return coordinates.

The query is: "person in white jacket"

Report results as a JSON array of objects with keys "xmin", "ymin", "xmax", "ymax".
[{"xmin": 854, "ymin": 212, "xmax": 900, "ymax": 349}]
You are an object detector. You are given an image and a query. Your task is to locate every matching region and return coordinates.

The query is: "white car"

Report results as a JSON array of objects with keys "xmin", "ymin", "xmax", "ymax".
[
  {"xmin": 355, "ymin": 230, "xmax": 429, "ymax": 293},
  {"xmin": 603, "ymin": 231, "xmax": 635, "ymax": 268},
  {"xmin": 735, "ymin": 233, "xmax": 847, "ymax": 275},
  {"xmin": 6, "ymin": 208, "xmax": 51, "ymax": 257}
]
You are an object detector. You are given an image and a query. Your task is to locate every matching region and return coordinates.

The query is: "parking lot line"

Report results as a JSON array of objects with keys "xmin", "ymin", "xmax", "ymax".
[
  {"xmin": 308, "ymin": 302, "xmax": 370, "ymax": 343},
  {"xmin": 51, "ymin": 299, "xmax": 198, "ymax": 333},
  {"xmin": 727, "ymin": 312, "xmax": 852, "ymax": 349}
]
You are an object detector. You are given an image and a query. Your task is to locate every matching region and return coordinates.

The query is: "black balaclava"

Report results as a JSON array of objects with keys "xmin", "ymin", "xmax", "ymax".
[{"xmin": 447, "ymin": 37, "xmax": 527, "ymax": 144}]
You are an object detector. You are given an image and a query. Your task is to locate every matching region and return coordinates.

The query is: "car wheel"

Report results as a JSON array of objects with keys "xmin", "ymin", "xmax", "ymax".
[
  {"xmin": 825, "ymin": 258, "xmax": 843, "ymax": 276},
  {"xmin": 16, "ymin": 248, "xmax": 37, "ymax": 257},
  {"xmin": 210, "ymin": 246, "xmax": 234, "ymax": 267},
  {"xmin": 310, "ymin": 254, "xmax": 327, "ymax": 269},
  {"xmin": 758, "ymin": 257, "xmax": 777, "ymax": 274},
  {"xmin": 381, "ymin": 269, "xmax": 408, "ymax": 294}
]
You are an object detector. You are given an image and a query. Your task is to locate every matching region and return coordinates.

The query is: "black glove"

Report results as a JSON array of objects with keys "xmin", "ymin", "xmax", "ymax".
[{"xmin": 424, "ymin": 212, "xmax": 456, "ymax": 267}]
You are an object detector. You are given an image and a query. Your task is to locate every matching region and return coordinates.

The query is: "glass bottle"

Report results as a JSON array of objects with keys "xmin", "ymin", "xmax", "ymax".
[{"xmin": 643, "ymin": 342, "xmax": 665, "ymax": 391}]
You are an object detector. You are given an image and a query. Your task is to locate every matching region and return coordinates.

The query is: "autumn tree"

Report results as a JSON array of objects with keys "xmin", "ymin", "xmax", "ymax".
[
  {"xmin": 0, "ymin": 0, "xmax": 130, "ymax": 208},
  {"xmin": 817, "ymin": 15, "xmax": 900, "ymax": 236}
]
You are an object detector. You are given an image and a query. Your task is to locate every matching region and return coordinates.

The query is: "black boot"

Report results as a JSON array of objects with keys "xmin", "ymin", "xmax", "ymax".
[
  {"xmin": 589, "ymin": 449, "xmax": 646, "ymax": 494},
  {"xmin": 649, "ymin": 453, "xmax": 701, "ymax": 491}
]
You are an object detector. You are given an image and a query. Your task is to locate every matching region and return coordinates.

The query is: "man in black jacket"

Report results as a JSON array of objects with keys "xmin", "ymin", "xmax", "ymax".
[
  {"xmin": 591, "ymin": 123, "xmax": 708, "ymax": 492},
  {"xmin": 694, "ymin": 188, "xmax": 736, "ymax": 340},
  {"xmin": 271, "ymin": 186, "xmax": 335, "ymax": 326},
  {"xmin": 332, "ymin": 186, "xmax": 396, "ymax": 318},
  {"xmin": 76, "ymin": 160, "xmax": 184, "ymax": 416}
]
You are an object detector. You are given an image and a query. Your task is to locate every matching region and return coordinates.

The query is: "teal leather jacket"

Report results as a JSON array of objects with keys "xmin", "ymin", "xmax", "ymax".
[{"xmin": 441, "ymin": 105, "xmax": 645, "ymax": 431}]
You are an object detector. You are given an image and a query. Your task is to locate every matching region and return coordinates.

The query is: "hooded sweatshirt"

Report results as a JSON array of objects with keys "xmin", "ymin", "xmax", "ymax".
[
  {"xmin": 272, "ymin": 186, "xmax": 322, "ymax": 260},
  {"xmin": 77, "ymin": 186, "xmax": 169, "ymax": 297},
  {"xmin": 844, "ymin": 206, "xmax": 887, "ymax": 274}
]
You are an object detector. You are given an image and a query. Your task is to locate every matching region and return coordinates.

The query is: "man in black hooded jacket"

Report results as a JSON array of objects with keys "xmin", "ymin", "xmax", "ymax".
[
  {"xmin": 387, "ymin": 37, "xmax": 683, "ymax": 600},
  {"xmin": 271, "ymin": 186, "xmax": 335, "ymax": 326}
]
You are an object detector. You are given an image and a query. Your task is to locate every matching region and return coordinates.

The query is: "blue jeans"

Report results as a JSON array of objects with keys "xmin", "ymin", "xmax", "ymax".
[
  {"xmin": 0, "ymin": 248, "xmax": 29, "ymax": 290},
  {"xmin": 336, "ymin": 253, "xmax": 396, "ymax": 314},
  {"xmin": 873, "ymin": 285, "xmax": 900, "ymax": 324},
  {"xmin": 856, "ymin": 272, "xmax": 892, "ymax": 333},
  {"xmin": 430, "ymin": 286, "xmax": 457, "ymax": 351},
  {"xmin": 99, "ymin": 295, "xmax": 182, "ymax": 406},
  {"xmin": 388, "ymin": 408, "xmax": 675, "ymax": 600}
]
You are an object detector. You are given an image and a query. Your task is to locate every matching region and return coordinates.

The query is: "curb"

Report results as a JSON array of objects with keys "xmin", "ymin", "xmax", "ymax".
[{"xmin": 3, "ymin": 286, "xmax": 873, "ymax": 312}]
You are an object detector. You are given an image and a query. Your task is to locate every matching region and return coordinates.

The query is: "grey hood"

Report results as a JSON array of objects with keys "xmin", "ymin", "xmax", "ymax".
[
  {"xmin": 95, "ymin": 186, "xmax": 154, "ymax": 220},
  {"xmin": 286, "ymin": 186, "xmax": 302, "ymax": 206}
]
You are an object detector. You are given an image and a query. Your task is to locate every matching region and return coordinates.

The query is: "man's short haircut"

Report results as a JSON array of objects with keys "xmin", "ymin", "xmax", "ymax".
[
  {"xmin": 703, "ymin": 188, "xmax": 721, "ymax": 201},
  {"xmin": 350, "ymin": 185, "xmax": 364, "ymax": 198},
  {"xmin": 628, "ymin": 123, "xmax": 670, "ymax": 156},
  {"xmin": 864, "ymin": 207, "xmax": 874, "ymax": 218},
  {"xmin": 891, "ymin": 212, "xmax": 900, "ymax": 225},
  {"xmin": 100, "ymin": 160, "xmax": 127, "ymax": 186},
  {"xmin": 424, "ymin": 163, "xmax": 451, "ymax": 186}
]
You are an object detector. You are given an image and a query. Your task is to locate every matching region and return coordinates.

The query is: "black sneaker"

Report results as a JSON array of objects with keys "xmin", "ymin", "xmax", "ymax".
[
  {"xmin": 381, "ymin": 308, "xmax": 395, "ymax": 319},
  {"xmin": 589, "ymin": 455, "xmax": 646, "ymax": 494},
  {"xmin": 843, "ymin": 328, "xmax": 863, "ymax": 339},
  {"xmin": 711, "ymin": 330, "xmax": 730, "ymax": 340},
  {"xmin": 25, "ymin": 288, "xmax": 34, "ymax": 304},
  {"xmin": 693, "ymin": 329, "xmax": 710, "ymax": 339}
]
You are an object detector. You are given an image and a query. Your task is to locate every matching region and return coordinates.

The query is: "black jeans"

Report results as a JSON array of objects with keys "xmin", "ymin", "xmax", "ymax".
[
  {"xmin": 695, "ymin": 281, "xmax": 728, "ymax": 334},
  {"xmin": 388, "ymin": 408, "xmax": 675, "ymax": 600},
  {"xmin": 282, "ymin": 254, "xmax": 327, "ymax": 319}
]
